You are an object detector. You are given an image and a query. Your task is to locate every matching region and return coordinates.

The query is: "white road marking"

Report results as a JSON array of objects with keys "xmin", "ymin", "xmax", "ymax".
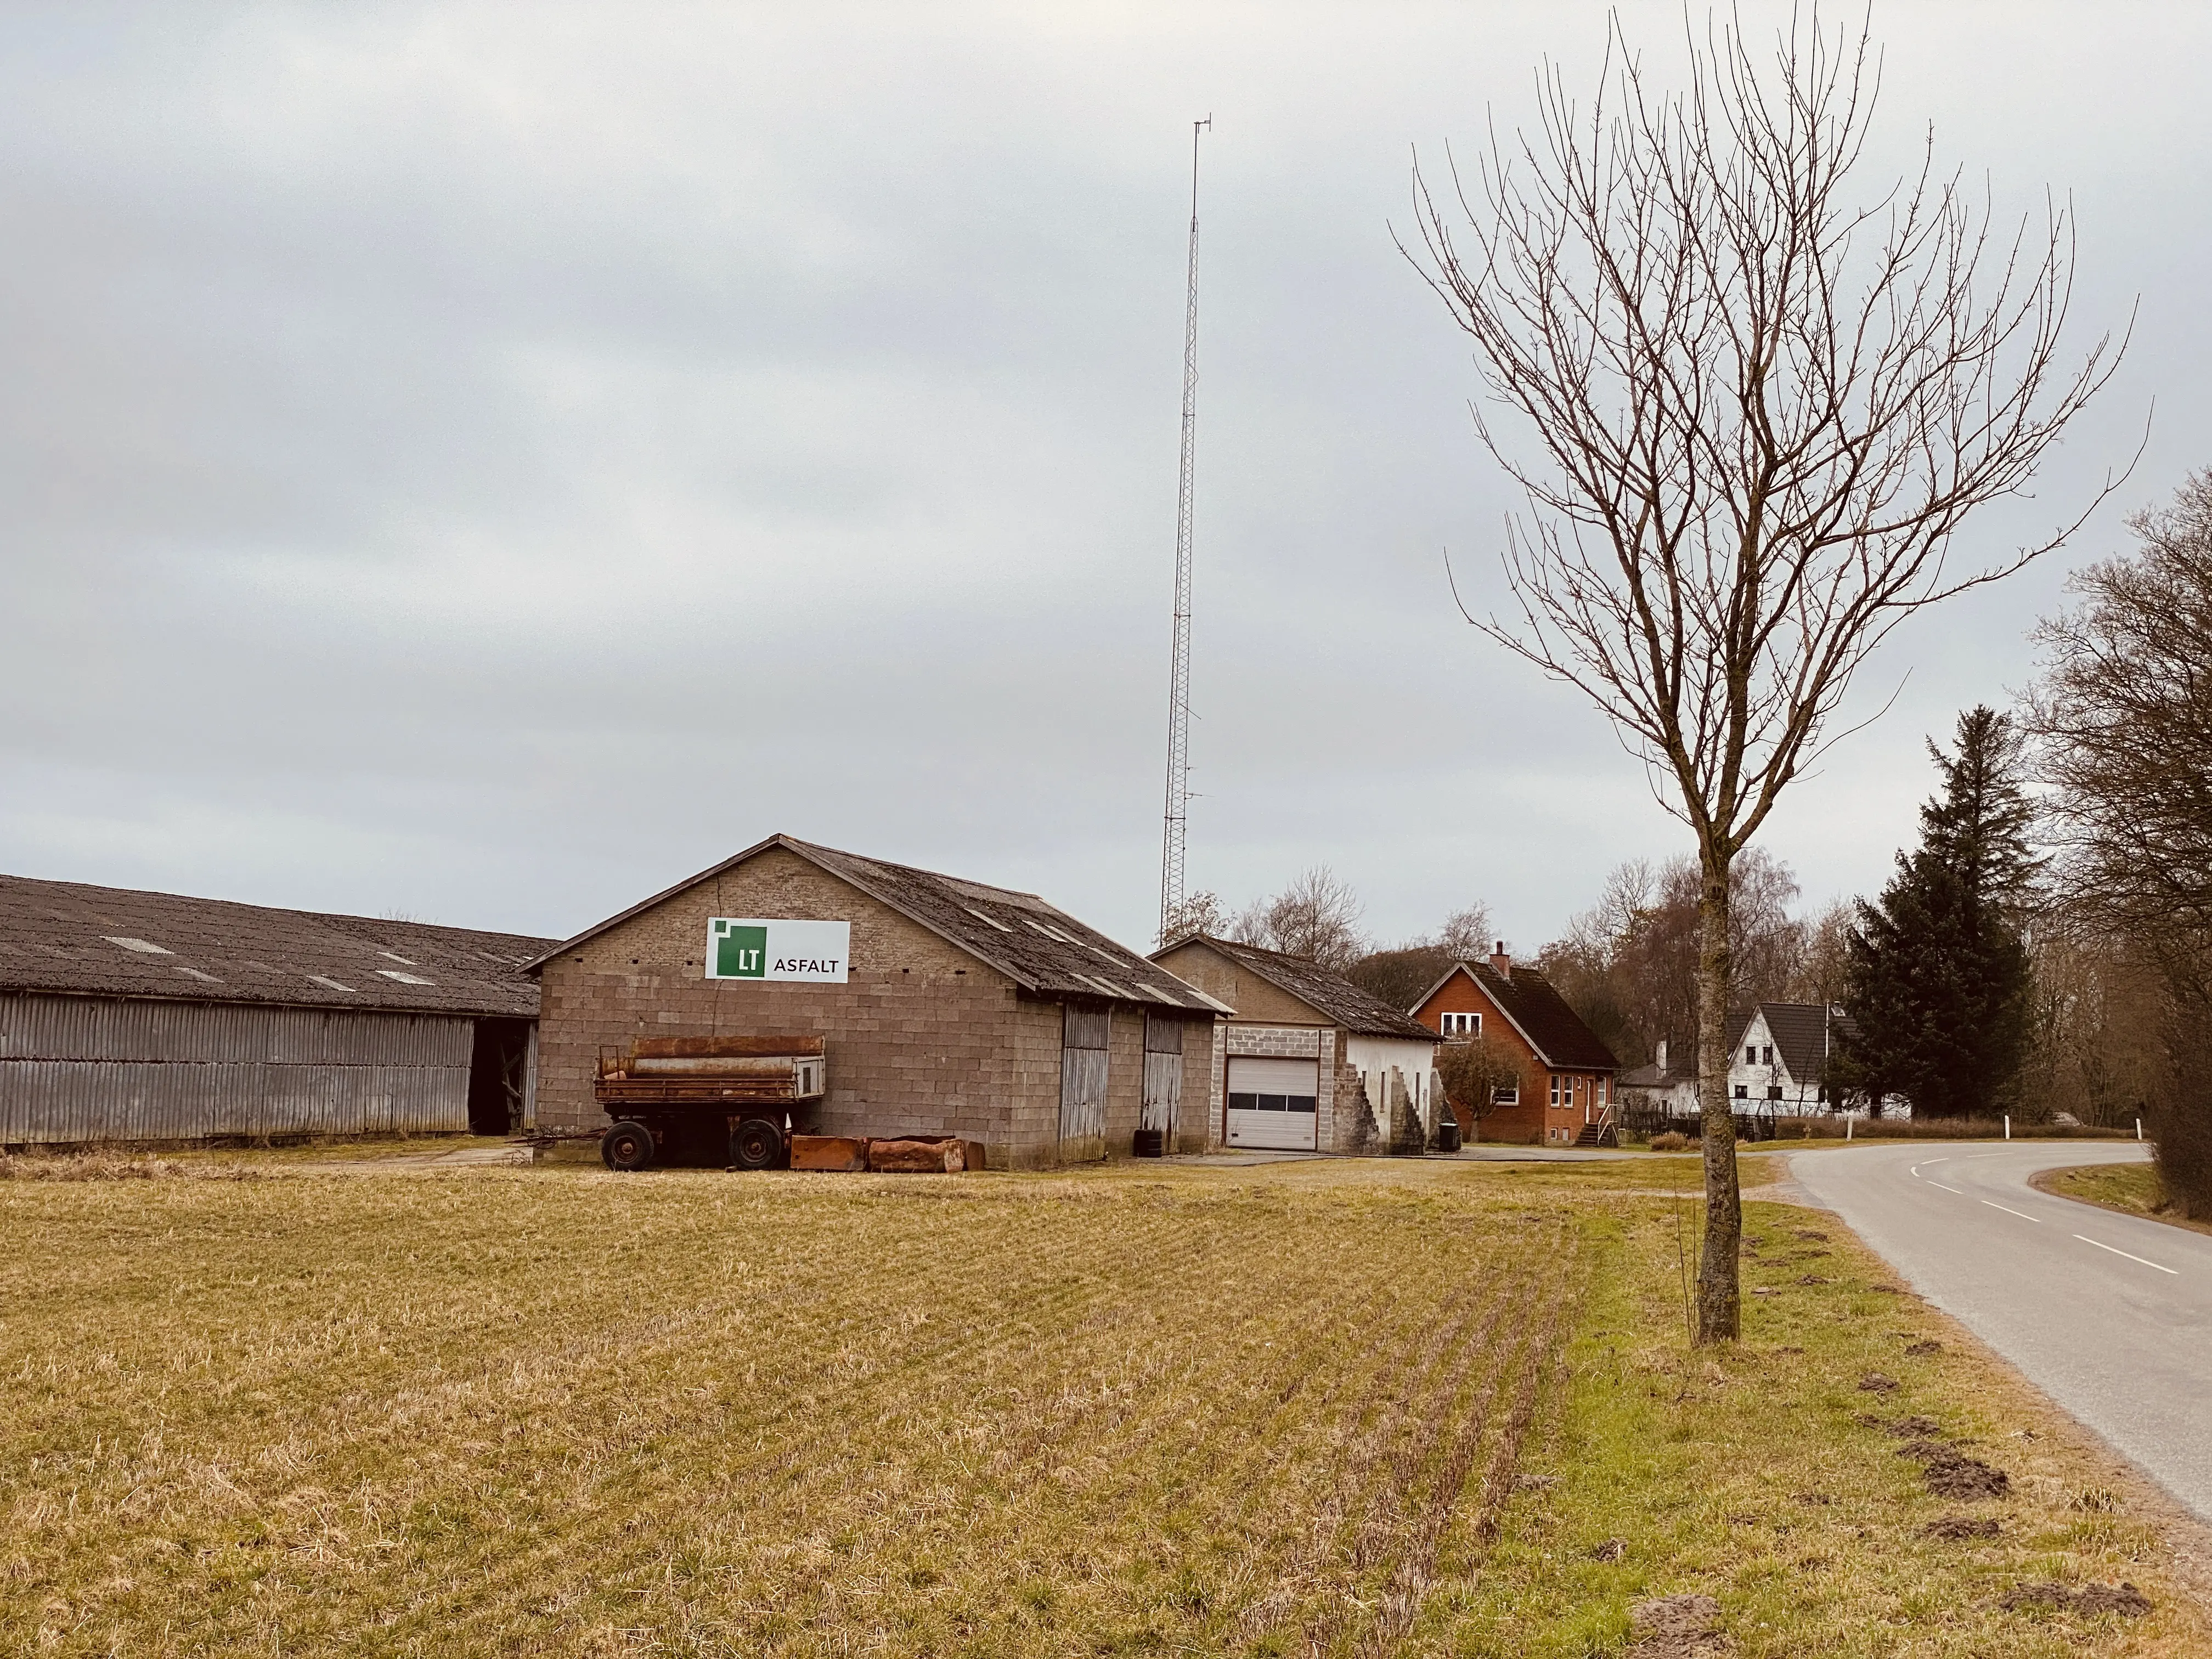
[
  {"xmin": 2073, "ymin": 1234, "xmax": 2179, "ymax": 1275},
  {"xmin": 1928, "ymin": 1182, "xmax": 1965, "ymax": 1194},
  {"xmin": 1982, "ymin": 1200, "xmax": 2042, "ymax": 1222},
  {"xmin": 1963, "ymin": 1152, "xmax": 2013, "ymax": 1160}
]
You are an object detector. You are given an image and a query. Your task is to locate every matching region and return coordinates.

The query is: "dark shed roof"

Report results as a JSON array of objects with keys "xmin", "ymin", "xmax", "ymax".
[
  {"xmin": 1429, "ymin": 961, "xmax": 1620, "ymax": 1071},
  {"xmin": 526, "ymin": 835, "xmax": 1229, "ymax": 1016},
  {"xmin": 1164, "ymin": 936, "xmax": 1440, "ymax": 1041},
  {"xmin": 0, "ymin": 873, "xmax": 554, "ymax": 1017},
  {"xmin": 1744, "ymin": 1002, "xmax": 1854, "ymax": 1081}
]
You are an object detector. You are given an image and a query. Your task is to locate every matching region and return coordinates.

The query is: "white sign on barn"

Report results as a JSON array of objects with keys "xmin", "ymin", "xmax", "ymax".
[{"xmin": 705, "ymin": 918, "xmax": 851, "ymax": 983}]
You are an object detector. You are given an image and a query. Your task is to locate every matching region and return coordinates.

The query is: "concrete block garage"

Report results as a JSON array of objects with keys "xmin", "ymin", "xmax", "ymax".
[{"xmin": 526, "ymin": 835, "xmax": 1228, "ymax": 1169}]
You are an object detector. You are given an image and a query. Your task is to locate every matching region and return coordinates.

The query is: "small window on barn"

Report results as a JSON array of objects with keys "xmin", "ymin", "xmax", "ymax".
[
  {"xmin": 1441, "ymin": 1011, "xmax": 1480, "ymax": 1037},
  {"xmin": 964, "ymin": 907, "xmax": 1015, "ymax": 933}
]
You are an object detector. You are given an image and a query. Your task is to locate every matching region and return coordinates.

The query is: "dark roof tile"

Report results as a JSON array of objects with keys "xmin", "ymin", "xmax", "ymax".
[
  {"xmin": 0, "ymin": 873, "xmax": 552, "ymax": 1017},
  {"xmin": 1166, "ymin": 936, "xmax": 1440, "ymax": 1040}
]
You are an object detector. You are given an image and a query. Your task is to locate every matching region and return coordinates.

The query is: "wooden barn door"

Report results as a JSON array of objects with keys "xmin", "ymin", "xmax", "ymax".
[
  {"xmin": 1059, "ymin": 1003, "xmax": 1110, "ymax": 1161},
  {"xmin": 1141, "ymin": 1014, "xmax": 1184, "ymax": 1149}
]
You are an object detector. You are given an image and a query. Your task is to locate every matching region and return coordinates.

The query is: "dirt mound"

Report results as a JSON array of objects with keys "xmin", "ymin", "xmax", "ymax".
[
  {"xmin": 1589, "ymin": 1537, "xmax": 1626, "ymax": 1561},
  {"xmin": 1792, "ymin": 1228, "xmax": 1830, "ymax": 1242},
  {"xmin": 1882, "ymin": 1415, "xmax": 1944, "ymax": 1437},
  {"xmin": 1925, "ymin": 1454, "xmax": 2010, "ymax": 1500},
  {"xmin": 2000, "ymin": 1581, "xmax": 2153, "ymax": 1617},
  {"xmin": 1629, "ymin": 1593, "xmax": 1729, "ymax": 1657},
  {"xmin": 1926, "ymin": 1515, "xmax": 2001, "ymax": 1539},
  {"xmin": 1903, "ymin": 1339, "xmax": 1943, "ymax": 1357},
  {"xmin": 1857, "ymin": 1372, "xmax": 1900, "ymax": 1393}
]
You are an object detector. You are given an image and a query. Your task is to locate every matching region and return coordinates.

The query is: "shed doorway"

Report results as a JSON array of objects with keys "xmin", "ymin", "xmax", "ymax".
[
  {"xmin": 1059, "ymin": 1003, "xmax": 1109, "ymax": 1162},
  {"xmin": 467, "ymin": 1018, "xmax": 533, "ymax": 1135},
  {"xmin": 1226, "ymin": 1056, "xmax": 1318, "ymax": 1150}
]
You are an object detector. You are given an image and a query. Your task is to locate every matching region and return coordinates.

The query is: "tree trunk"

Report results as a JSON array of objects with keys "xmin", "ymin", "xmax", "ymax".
[{"xmin": 1696, "ymin": 855, "xmax": 1741, "ymax": 1342}]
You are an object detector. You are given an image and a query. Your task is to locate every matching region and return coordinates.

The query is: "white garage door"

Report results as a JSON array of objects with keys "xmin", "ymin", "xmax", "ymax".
[{"xmin": 1227, "ymin": 1056, "xmax": 1319, "ymax": 1150}]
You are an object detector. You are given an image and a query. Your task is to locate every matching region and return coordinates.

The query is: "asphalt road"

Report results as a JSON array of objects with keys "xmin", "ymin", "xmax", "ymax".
[{"xmin": 1790, "ymin": 1139, "xmax": 2212, "ymax": 1520}]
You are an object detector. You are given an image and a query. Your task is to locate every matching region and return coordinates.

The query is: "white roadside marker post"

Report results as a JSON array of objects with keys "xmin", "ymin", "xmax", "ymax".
[
  {"xmin": 2137, "ymin": 1118, "xmax": 2143, "ymax": 1141},
  {"xmin": 2004, "ymin": 1115, "xmax": 2011, "ymax": 1141},
  {"xmin": 1846, "ymin": 1116, "xmax": 1854, "ymax": 1142}
]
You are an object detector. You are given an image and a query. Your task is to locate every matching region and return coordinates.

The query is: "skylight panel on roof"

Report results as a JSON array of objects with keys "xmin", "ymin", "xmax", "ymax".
[
  {"xmin": 377, "ymin": 950, "xmax": 418, "ymax": 966},
  {"xmin": 964, "ymin": 906, "xmax": 1015, "ymax": 932},
  {"xmin": 376, "ymin": 969, "xmax": 436, "ymax": 986},
  {"xmin": 174, "ymin": 967, "xmax": 222, "ymax": 983},
  {"xmin": 307, "ymin": 975, "xmax": 359, "ymax": 994},
  {"xmin": 103, "ymin": 936, "xmax": 172, "ymax": 955},
  {"xmin": 1022, "ymin": 919, "xmax": 1059, "ymax": 939}
]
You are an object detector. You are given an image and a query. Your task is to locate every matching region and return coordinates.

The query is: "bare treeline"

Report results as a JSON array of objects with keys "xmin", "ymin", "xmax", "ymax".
[
  {"xmin": 1538, "ymin": 850, "xmax": 1850, "ymax": 1069},
  {"xmin": 2025, "ymin": 471, "xmax": 2212, "ymax": 1213}
]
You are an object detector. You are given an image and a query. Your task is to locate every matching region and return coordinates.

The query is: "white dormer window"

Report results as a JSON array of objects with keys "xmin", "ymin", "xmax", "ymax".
[{"xmin": 1440, "ymin": 1011, "xmax": 1481, "ymax": 1037}]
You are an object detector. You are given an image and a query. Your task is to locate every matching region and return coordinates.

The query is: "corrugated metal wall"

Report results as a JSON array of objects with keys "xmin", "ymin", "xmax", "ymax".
[{"xmin": 0, "ymin": 992, "xmax": 473, "ymax": 1142}]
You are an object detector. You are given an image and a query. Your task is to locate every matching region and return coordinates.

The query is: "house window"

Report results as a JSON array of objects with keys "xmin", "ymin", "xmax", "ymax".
[
  {"xmin": 1492, "ymin": 1078, "xmax": 1519, "ymax": 1104},
  {"xmin": 1745, "ymin": 1045, "xmax": 1757, "ymax": 1065},
  {"xmin": 1761, "ymin": 1045, "xmax": 1774, "ymax": 1066},
  {"xmin": 1768, "ymin": 1086, "xmax": 1783, "ymax": 1101},
  {"xmin": 1734, "ymin": 1084, "xmax": 1748, "ymax": 1099},
  {"xmin": 1599, "ymin": 1076, "xmax": 1610, "ymax": 1106},
  {"xmin": 1549, "ymin": 1074, "xmax": 1561, "ymax": 1107},
  {"xmin": 1441, "ymin": 1011, "xmax": 1481, "ymax": 1037}
]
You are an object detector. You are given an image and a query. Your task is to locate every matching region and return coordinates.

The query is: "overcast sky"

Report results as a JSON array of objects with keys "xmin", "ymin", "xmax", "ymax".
[{"xmin": 3, "ymin": 2, "xmax": 2205, "ymax": 956}]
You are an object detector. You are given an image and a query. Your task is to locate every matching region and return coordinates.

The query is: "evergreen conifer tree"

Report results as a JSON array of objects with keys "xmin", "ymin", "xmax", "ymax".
[{"xmin": 1836, "ymin": 707, "xmax": 2038, "ymax": 1116}]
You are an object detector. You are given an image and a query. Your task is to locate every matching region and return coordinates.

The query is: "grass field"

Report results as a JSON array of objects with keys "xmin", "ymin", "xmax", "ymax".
[
  {"xmin": 2034, "ymin": 1161, "xmax": 2212, "ymax": 1239},
  {"xmin": 3, "ymin": 1150, "xmax": 2204, "ymax": 1656}
]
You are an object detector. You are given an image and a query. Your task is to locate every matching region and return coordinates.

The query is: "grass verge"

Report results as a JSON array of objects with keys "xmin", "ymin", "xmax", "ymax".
[
  {"xmin": 2032, "ymin": 1161, "xmax": 2212, "ymax": 1239},
  {"xmin": 2, "ymin": 1153, "xmax": 2203, "ymax": 1655}
]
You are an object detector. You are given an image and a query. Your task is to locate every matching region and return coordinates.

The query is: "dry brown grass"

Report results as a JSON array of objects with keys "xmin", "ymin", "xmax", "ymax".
[
  {"xmin": 3, "ymin": 1153, "xmax": 2204, "ymax": 1656},
  {"xmin": 0, "ymin": 1161, "xmax": 1577, "ymax": 1656}
]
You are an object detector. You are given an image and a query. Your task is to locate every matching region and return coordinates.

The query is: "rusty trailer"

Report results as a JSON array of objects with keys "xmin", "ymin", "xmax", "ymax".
[{"xmin": 595, "ymin": 1035, "xmax": 825, "ymax": 1171}]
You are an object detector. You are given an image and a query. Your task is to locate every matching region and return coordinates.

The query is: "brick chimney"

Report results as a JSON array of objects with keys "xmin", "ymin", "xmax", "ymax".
[{"xmin": 1489, "ymin": 940, "xmax": 1511, "ymax": 980}]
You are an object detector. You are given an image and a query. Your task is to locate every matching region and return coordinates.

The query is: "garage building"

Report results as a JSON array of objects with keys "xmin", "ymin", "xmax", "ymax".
[
  {"xmin": 1148, "ymin": 934, "xmax": 1442, "ymax": 1154},
  {"xmin": 0, "ymin": 873, "xmax": 552, "ymax": 1144},
  {"xmin": 526, "ymin": 835, "xmax": 1228, "ymax": 1169}
]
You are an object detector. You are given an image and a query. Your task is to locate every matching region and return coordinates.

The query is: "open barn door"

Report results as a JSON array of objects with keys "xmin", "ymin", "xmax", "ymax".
[{"xmin": 1059, "ymin": 1003, "xmax": 1109, "ymax": 1162}]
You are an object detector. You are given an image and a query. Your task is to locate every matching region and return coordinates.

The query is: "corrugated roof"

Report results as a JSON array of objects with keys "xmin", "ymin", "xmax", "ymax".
[
  {"xmin": 0, "ymin": 873, "xmax": 552, "ymax": 1018},
  {"xmin": 1166, "ymin": 936, "xmax": 1440, "ymax": 1040},
  {"xmin": 1427, "ymin": 961, "xmax": 1620, "ymax": 1071},
  {"xmin": 525, "ymin": 835, "xmax": 1229, "ymax": 1016}
]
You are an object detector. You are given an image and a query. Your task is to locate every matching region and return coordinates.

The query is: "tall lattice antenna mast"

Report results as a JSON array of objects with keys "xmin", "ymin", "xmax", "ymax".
[{"xmin": 1159, "ymin": 115, "xmax": 1209, "ymax": 944}]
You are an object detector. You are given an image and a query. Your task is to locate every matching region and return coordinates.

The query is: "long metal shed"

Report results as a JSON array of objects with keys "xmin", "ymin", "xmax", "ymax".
[{"xmin": 0, "ymin": 873, "xmax": 556, "ymax": 1145}]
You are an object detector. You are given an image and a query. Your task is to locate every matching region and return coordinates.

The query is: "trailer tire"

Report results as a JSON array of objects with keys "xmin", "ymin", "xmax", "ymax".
[
  {"xmin": 729, "ymin": 1118, "xmax": 783, "ymax": 1171},
  {"xmin": 601, "ymin": 1120, "xmax": 657, "ymax": 1171}
]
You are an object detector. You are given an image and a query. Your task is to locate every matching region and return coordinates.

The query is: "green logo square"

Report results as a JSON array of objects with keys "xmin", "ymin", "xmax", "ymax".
[{"xmin": 713, "ymin": 922, "xmax": 767, "ymax": 979}]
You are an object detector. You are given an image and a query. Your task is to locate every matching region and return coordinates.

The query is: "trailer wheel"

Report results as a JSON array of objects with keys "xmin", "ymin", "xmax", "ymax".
[
  {"xmin": 729, "ymin": 1118, "xmax": 783, "ymax": 1171},
  {"xmin": 601, "ymin": 1120, "xmax": 657, "ymax": 1171}
]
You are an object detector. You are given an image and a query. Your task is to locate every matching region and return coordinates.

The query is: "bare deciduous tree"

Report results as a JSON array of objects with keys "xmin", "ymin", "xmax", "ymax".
[
  {"xmin": 2028, "ymin": 472, "xmax": 2212, "ymax": 1212},
  {"xmin": 1407, "ymin": 13, "xmax": 2124, "ymax": 1340},
  {"xmin": 1231, "ymin": 866, "xmax": 1368, "ymax": 971}
]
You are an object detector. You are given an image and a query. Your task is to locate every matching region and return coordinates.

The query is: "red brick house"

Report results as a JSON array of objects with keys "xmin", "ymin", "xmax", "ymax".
[{"xmin": 1410, "ymin": 947, "xmax": 1620, "ymax": 1145}]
